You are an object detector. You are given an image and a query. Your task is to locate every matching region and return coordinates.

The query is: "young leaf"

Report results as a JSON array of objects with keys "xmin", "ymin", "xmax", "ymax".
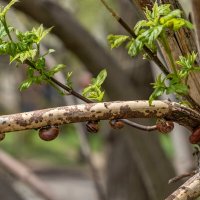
[
  {"xmin": 82, "ymin": 69, "xmax": 107, "ymax": 102},
  {"xmin": 92, "ymin": 69, "xmax": 107, "ymax": 86},
  {"xmin": 19, "ymin": 78, "xmax": 33, "ymax": 91},
  {"xmin": 127, "ymin": 39, "xmax": 143, "ymax": 57},
  {"xmin": 107, "ymin": 34, "xmax": 129, "ymax": 49},
  {"xmin": 47, "ymin": 64, "xmax": 65, "ymax": 77},
  {"xmin": 10, "ymin": 49, "xmax": 37, "ymax": 63},
  {"xmin": 32, "ymin": 25, "xmax": 53, "ymax": 44}
]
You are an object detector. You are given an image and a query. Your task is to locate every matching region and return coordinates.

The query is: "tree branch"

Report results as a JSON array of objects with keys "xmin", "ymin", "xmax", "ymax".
[
  {"xmin": 100, "ymin": 0, "xmax": 169, "ymax": 75},
  {"xmin": 0, "ymin": 100, "xmax": 199, "ymax": 134},
  {"xmin": 166, "ymin": 172, "xmax": 200, "ymax": 200}
]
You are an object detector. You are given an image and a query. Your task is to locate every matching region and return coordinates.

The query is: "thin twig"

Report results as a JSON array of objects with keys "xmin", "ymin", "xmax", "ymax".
[
  {"xmin": 120, "ymin": 119, "xmax": 157, "ymax": 131},
  {"xmin": 25, "ymin": 60, "xmax": 159, "ymax": 132},
  {"xmin": 99, "ymin": 0, "xmax": 169, "ymax": 75},
  {"xmin": 168, "ymin": 171, "xmax": 196, "ymax": 184}
]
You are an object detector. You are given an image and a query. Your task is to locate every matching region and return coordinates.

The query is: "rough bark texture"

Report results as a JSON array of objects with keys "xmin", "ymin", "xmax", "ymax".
[{"xmin": 1, "ymin": 100, "xmax": 200, "ymax": 134}]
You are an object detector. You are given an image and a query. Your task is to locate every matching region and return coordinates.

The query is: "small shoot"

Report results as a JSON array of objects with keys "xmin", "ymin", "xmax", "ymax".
[{"xmin": 82, "ymin": 69, "xmax": 107, "ymax": 102}]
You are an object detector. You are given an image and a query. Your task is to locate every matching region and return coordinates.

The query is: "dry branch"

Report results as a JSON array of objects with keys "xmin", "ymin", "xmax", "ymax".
[{"xmin": 0, "ymin": 100, "xmax": 199, "ymax": 134}]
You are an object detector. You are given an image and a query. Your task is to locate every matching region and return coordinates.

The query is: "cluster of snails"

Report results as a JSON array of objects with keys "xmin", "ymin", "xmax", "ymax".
[{"xmin": 0, "ymin": 118, "xmax": 200, "ymax": 144}]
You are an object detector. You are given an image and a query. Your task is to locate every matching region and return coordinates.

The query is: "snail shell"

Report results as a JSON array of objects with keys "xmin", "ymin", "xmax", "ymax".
[
  {"xmin": 109, "ymin": 120, "xmax": 124, "ymax": 129},
  {"xmin": 156, "ymin": 120, "xmax": 174, "ymax": 133},
  {"xmin": 39, "ymin": 126, "xmax": 59, "ymax": 141},
  {"xmin": 86, "ymin": 121, "xmax": 99, "ymax": 133},
  {"xmin": 189, "ymin": 127, "xmax": 200, "ymax": 144}
]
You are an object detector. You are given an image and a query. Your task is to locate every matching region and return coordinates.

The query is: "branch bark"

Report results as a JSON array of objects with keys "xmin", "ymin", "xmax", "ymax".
[
  {"xmin": 166, "ymin": 172, "xmax": 200, "ymax": 200},
  {"xmin": 0, "ymin": 100, "xmax": 199, "ymax": 134}
]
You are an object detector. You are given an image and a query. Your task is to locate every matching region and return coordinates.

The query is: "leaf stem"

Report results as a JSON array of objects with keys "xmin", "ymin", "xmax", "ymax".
[
  {"xmin": 1, "ymin": 16, "xmax": 13, "ymax": 41},
  {"xmin": 160, "ymin": 33, "xmax": 177, "ymax": 75}
]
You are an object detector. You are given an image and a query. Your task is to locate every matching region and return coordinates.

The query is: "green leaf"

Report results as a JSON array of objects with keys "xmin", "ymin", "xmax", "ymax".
[
  {"xmin": 157, "ymin": 4, "xmax": 171, "ymax": 16},
  {"xmin": 66, "ymin": 72, "xmax": 73, "ymax": 88},
  {"xmin": 167, "ymin": 83, "xmax": 188, "ymax": 95},
  {"xmin": 134, "ymin": 20, "xmax": 148, "ymax": 35},
  {"xmin": 92, "ymin": 69, "xmax": 107, "ymax": 86},
  {"xmin": 0, "ymin": 23, "xmax": 14, "ymax": 39},
  {"xmin": 149, "ymin": 87, "xmax": 165, "ymax": 105},
  {"xmin": 19, "ymin": 78, "xmax": 33, "ymax": 91},
  {"xmin": 10, "ymin": 49, "xmax": 37, "ymax": 63},
  {"xmin": 42, "ymin": 49, "xmax": 55, "ymax": 57},
  {"xmin": 82, "ymin": 69, "xmax": 107, "ymax": 102},
  {"xmin": 107, "ymin": 34, "xmax": 129, "ymax": 49},
  {"xmin": 32, "ymin": 25, "xmax": 53, "ymax": 44},
  {"xmin": 127, "ymin": 39, "xmax": 143, "ymax": 57},
  {"xmin": 47, "ymin": 64, "xmax": 65, "ymax": 77},
  {"xmin": 160, "ymin": 9, "xmax": 182, "ymax": 24}
]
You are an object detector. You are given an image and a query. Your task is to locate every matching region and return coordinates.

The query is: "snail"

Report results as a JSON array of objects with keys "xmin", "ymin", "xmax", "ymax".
[
  {"xmin": 109, "ymin": 119, "xmax": 124, "ymax": 129},
  {"xmin": 38, "ymin": 125, "xmax": 59, "ymax": 141},
  {"xmin": 189, "ymin": 127, "xmax": 200, "ymax": 144},
  {"xmin": 86, "ymin": 121, "xmax": 99, "ymax": 133},
  {"xmin": 156, "ymin": 119, "xmax": 174, "ymax": 134}
]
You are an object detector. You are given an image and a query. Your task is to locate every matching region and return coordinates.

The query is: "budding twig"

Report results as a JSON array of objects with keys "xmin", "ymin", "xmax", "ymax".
[{"xmin": 99, "ymin": 0, "xmax": 169, "ymax": 75}]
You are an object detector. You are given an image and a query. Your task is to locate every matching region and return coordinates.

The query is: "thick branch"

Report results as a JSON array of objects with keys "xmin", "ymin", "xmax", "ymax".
[
  {"xmin": 166, "ymin": 172, "xmax": 200, "ymax": 200},
  {"xmin": 0, "ymin": 100, "xmax": 199, "ymax": 134}
]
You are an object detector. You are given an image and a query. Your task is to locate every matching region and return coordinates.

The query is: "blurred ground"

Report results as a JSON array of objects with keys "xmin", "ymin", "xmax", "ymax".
[{"xmin": 13, "ymin": 167, "xmax": 98, "ymax": 200}]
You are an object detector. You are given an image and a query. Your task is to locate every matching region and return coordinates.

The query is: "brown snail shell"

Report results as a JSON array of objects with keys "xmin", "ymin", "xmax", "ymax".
[
  {"xmin": 86, "ymin": 121, "xmax": 99, "ymax": 133},
  {"xmin": 189, "ymin": 127, "xmax": 200, "ymax": 144},
  {"xmin": 156, "ymin": 120, "xmax": 174, "ymax": 134},
  {"xmin": 39, "ymin": 126, "xmax": 59, "ymax": 141},
  {"xmin": 109, "ymin": 120, "xmax": 124, "ymax": 129}
]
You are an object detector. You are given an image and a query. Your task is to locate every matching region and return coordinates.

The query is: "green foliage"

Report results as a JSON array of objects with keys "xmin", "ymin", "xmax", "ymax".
[
  {"xmin": 107, "ymin": 2, "xmax": 197, "ymax": 105},
  {"xmin": 149, "ymin": 52, "xmax": 200, "ymax": 105},
  {"xmin": 82, "ymin": 69, "xmax": 107, "ymax": 102},
  {"xmin": 108, "ymin": 2, "xmax": 192, "ymax": 57},
  {"xmin": 107, "ymin": 35, "xmax": 129, "ymax": 49}
]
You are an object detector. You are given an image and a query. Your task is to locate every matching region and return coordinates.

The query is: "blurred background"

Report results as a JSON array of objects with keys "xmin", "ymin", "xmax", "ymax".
[{"xmin": 0, "ymin": 0, "xmax": 195, "ymax": 200}]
